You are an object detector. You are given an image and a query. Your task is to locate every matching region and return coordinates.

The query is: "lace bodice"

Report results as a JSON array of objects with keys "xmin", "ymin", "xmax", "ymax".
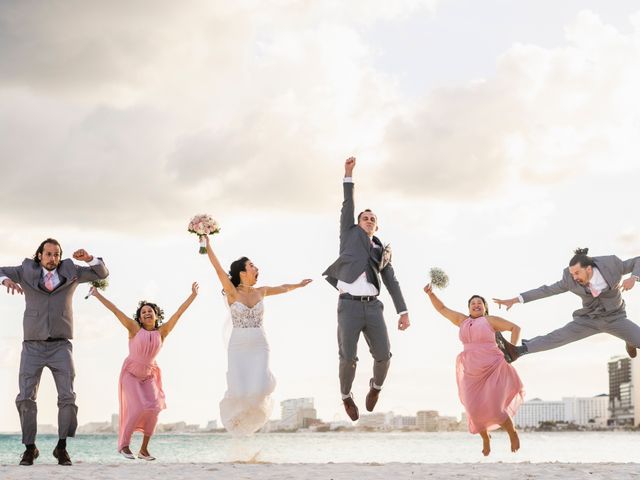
[{"xmin": 230, "ymin": 300, "xmax": 264, "ymax": 328}]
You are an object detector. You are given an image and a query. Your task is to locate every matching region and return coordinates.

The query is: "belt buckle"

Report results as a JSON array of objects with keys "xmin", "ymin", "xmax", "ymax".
[{"xmin": 361, "ymin": 296, "xmax": 371, "ymax": 302}]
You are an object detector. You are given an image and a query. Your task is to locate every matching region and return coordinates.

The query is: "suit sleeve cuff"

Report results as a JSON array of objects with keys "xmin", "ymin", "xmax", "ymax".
[
  {"xmin": 0, "ymin": 276, "xmax": 7, "ymax": 284},
  {"xmin": 343, "ymin": 177, "xmax": 353, "ymax": 183},
  {"xmin": 398, "ymin": 310, "xmax": 408, "ymax": 315},
  {"xmin": 87, "ymin": 257, "xmax": 102, "ymax": 266},
  {"xmin": 517, "ymin": 295, "xmax": 524, "ymax": 303}
]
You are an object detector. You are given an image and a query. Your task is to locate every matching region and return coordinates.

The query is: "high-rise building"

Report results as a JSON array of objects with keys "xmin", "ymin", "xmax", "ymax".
[
  {"xmin": 280, "ymin": 398, "xmax": 317, "ymax": 430},
  {"xmin": 608, "ymin": 355, "xmax": 640, "ymax": 426}
]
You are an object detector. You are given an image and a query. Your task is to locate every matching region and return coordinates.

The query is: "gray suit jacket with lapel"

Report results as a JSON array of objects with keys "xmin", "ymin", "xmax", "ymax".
[
  {"xmin": 323, "ymin": 181, "xmax": 407, "ymax": 314},
  {"xmin": 521, "ymin": 255, "xmax": 640, "ymax": 318},
  {"xmin": 0, "ymin": 258, "xmax": 109, "ymax": 340}
]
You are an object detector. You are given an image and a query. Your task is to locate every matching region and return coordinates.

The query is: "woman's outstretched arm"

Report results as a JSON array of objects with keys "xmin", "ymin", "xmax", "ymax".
[
  {"xmin": 262, "ymin": 279, "xmax": 313, "ymax": 297},
  {"xmin": 159, "ymin": 282, "xmax": 199, "ymax": 340},
  {"xmin": 424, "ymin": 284, "xmax": 467, "ymax": 326},
  {"xmin": 90, "ymin": 287, "xmax": 139, "ymax": 336}
]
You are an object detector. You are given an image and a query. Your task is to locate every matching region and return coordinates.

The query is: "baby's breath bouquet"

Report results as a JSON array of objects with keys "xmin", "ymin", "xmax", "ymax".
[
  {"xmin": 429, "ymin": 267, "xmax": 449, "ymax": 289},
  {"xmin": 188, "ymin": 214, "xmax": 221, "ymax": 254},
  {"xmin": 85, "ymin": 278, "xmax": 109, "ymax": 300}
]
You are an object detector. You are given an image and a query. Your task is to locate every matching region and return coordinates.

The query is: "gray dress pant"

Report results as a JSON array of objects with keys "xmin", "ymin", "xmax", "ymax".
[
  {"xmin": 16, "ymin": 340, "xmax": 78, "ymax": 445},
  {"xmin": 523, "ymin": 311, "xmax": 640, "ymax": 353},
  {"xmin": 337, "ymin": 298, "xmax": 391, "ymax": 396}
]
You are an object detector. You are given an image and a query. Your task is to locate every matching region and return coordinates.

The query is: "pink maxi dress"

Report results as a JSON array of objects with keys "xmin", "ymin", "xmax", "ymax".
[
  {"xmin": 117, "ymin": 328, "xmax": 166, "ymax": 451},
  {"xmin": 456, "ymin": 316, "xmax": 524, "ymax": 434}
]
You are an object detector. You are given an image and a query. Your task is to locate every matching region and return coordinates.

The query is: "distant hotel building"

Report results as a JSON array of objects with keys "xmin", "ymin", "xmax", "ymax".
[
  {"xmin": 514, "ymin": 398, "xmax": 564, "ymax": 428},
  {"xmin": 416, "ymin": 410, "xmax": 439, "ymax": 431},
  {"xmin": 608, "ymin": 355, "xmax": 640, "ymax": 426},
  {"xmin": 279, "ymin": 398, "xmax": 317, "ymax": 430},
  {"xmin": 514, "ymin": 396, "xmax": 608, "ymax": 428}
]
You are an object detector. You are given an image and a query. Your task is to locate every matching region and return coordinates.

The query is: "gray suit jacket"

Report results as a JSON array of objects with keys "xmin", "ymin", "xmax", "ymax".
[
  {"xmin": 0, "ymin": 258, "xmax": 109, "ymax": 340},
  {"xmin": 521, "ymin": 255, "xmax": 640, "ymax": 318},
  {"xmin": 323, "ymin": 181, "xmax": 407, "ymax": 314}
]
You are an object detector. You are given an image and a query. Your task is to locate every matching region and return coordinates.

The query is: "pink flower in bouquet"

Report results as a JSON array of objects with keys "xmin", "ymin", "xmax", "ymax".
[{"xmin": 188, "ymin": 214, "xmax": 220, "ymax": 253}]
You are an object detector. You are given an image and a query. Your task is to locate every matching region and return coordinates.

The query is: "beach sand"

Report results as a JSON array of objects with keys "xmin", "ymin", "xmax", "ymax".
[{"xmin": 0, "ymin": 462, "xmax": 638, "ymax": 479}]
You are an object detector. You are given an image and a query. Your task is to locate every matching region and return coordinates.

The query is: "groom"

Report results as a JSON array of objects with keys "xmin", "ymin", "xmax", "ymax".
[
  {"xmin": 323, "ymin": 157, "xmax": 410, "ymax": 421},
  {"xmin": 0, "ymin": 238, "xmax": 108, "ymax": 466},
  {"xmin": 493, "ymin": 248, "xmax": 640, "ymax": 362}
]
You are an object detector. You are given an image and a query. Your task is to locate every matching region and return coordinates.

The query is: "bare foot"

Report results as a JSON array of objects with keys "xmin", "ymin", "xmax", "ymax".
[
  {"xmin": 121, "ymin": 446, "xmax": 133, "ymax": 455},
  {"xmin": 508, "ymin": 429, "xmax": 520, "ymax": 453}
]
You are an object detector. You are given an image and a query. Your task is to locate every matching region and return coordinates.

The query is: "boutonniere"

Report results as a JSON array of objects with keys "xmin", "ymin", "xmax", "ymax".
[{"xmin": 379, "ymin": 243, "xmax": 392, "ymax": 271}]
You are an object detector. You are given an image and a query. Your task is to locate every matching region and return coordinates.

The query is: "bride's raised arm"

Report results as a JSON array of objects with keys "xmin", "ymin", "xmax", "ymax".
[
  {"xmin": 262, "ymin": 279, "xmax": 312, "ymax": 297},
  {"xmin": 204, "ymin": 235, "xmax": 237, "ymax": 299}
]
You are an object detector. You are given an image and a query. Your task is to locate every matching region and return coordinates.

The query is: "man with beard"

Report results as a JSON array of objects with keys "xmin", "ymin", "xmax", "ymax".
[
  {"xmin": 493, "ymin": 248, "xmax": 640, "ymax": 362},
  {"xmin": 0, "ymin": 238, "xmax": 108, "ymax": 466}
]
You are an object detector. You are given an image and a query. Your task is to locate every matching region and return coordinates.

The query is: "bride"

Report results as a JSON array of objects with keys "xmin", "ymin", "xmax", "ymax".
[{"xmin": 203, "ymin": 235, "xmax": 312, "ymax": 435}]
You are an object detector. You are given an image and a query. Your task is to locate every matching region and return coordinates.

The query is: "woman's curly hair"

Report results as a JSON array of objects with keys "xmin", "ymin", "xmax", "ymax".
[{"xmin": 133, "ymin": 301, "xmax": 165, "ymax": 329}]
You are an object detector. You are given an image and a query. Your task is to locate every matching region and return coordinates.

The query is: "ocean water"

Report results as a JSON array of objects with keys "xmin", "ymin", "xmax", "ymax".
[{"xmin": 0, "ymin": 432, "xmax": 638, "ymax": 465}]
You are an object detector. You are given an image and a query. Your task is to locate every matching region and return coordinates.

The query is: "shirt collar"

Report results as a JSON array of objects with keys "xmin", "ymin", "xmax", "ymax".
[{"xmin": 41, "ymin": 267, "xmax": 58, "ymax": 278}]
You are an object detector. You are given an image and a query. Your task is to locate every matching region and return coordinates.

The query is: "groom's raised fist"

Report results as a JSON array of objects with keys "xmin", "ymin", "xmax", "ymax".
[
  {"xmin": 344, "ymin": 156, "xmax": 356, "ymax": 176},
  {"xmin": 73, "ymin": 249, "xmax": 94, "ymax": 263}
]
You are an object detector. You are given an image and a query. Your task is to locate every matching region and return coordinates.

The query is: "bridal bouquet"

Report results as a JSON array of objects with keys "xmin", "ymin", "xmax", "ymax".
[
  {"xmin": 188, "ymin": 214, "xmax": 220, "ymax": 254},
  {"xmin": 85, "ymin": 278, "xmax": 109, "ymax": 300},
  {"xmin": 429, "ymin": 267, "xmax": 449, "ymax": 289}
]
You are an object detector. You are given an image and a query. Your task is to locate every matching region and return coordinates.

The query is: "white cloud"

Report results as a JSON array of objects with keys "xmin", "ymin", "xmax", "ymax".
[
  {"xmin": 378, "ymin": 9, "xmax": 640, "ymax": 198},
  {"xmin": 0, "ymin": 1, "xmax": 442, "ymax": 229}
]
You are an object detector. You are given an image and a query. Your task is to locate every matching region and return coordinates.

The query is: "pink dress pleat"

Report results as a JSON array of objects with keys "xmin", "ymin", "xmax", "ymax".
[
  {"xmin": 117, "ymin": 328, "xmax": 166, "ymax": 451},
  {"xmin": 456, "ymin": 316, "xmax": 524, "ymax": 434}
]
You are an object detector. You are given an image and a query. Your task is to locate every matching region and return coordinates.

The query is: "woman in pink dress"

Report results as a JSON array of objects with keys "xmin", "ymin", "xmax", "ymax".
[
  {"xmin": 90, "ymin": 282, "xmax": 198, "ymax": 460},
  {"xmin": 424, "ymin": 284, "xmax": 524, "ymax": 456}
]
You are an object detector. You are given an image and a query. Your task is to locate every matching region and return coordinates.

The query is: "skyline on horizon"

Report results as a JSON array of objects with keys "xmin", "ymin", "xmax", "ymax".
[{"xmin": 1, "ymin": 0, "xmax": 640, "ymax": 432}]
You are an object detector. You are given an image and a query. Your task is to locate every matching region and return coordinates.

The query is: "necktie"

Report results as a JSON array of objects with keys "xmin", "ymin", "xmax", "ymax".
[
  {"xmin": 45, "ymin": 272, "xmax": 54, "ymax": 291},
  {"xmin": 589, "ymin": 283, "xmax": 600, "ymax": 297}
]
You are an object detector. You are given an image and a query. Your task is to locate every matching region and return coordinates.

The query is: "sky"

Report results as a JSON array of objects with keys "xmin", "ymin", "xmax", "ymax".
[{"xmin": 1, "ymin": 0, "xmax": 640, "ymax": 432}]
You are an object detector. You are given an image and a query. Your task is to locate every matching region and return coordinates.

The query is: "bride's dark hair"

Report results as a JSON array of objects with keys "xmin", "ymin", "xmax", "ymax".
[{"xmin": 228, "ymin": 257, "xmax": 250, "ymax": 288}]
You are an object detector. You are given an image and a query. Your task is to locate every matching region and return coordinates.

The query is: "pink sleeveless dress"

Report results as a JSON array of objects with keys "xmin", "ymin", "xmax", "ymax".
[
  {"xmin": 117, "ymin": 328, "xmax": 166, "ymax": 451},
  {"xmin": 456, "ymin": 316, "xmax": 524, "ymax": 434}
]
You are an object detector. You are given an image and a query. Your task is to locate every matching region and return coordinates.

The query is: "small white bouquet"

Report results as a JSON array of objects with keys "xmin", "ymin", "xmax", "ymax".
[
  {"xmin": 85, "ymin": 278, "xmax": 109, "ymax": 300},
  {"xmin": 188, "ymin": 214, "xmax": 220, "ymax": 254},
  {"xmin": 379, "ymin": 243, "xmax": 392, "ymax": 271},
  {"xmin": 429, "ymin": 267, "xmax": 449, "ymax": 289}
]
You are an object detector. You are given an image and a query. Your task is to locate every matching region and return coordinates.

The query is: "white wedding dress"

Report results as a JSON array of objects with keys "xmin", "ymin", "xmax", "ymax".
[{"xmin": 219, "ymin": 300, "xmax": 276, "ymax": 436}]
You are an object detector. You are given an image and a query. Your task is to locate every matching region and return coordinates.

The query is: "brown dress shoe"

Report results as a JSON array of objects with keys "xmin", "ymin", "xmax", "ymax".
[
  {"xmin": 53, "ymin": 447, "xmax": 72, "ymax": 466},
  {"xmin": 626, "ymin": 343, "xmax": 637, "ymax": 358},
  {"xmin": 365, "ymin": 379, "xmax": 381, "ymax": 412},
  {"xmin": 19, "ymin": 447, "xmax": 39, "ymax": 466},
  {"xmin": 495, "ymin": 332, "xmax": 520, "ymax": 363},
  {"xmin": 343, "ymin": 396, "xmax": 359, "ymax": 421}
]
